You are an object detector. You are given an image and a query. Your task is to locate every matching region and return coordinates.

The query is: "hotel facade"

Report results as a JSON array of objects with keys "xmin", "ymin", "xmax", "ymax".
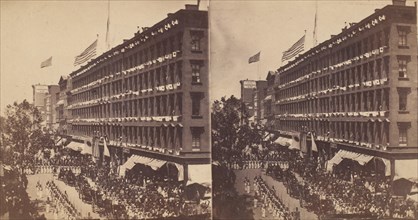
[
  {"xmin": 269, "ymin": 2, "xmax": 417, "ymax": 181},
  {"xmin": 62, "ymin": 5, "xmax": 210, "ymax": 183}
]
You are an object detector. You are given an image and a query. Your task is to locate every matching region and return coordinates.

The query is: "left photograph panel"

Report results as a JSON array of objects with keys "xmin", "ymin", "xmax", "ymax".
[{"xmin": 0, "ymin": 1, "xmax": 211, "ymax": 219}]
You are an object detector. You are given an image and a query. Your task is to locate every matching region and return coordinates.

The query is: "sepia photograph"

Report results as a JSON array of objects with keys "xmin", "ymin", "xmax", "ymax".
[
  {"xmin": 1, "ymin": 1, "xmax": 211, "ymax": 219},
  {"xmin": 1, "ymin": 0, "xmax": 418, "ymax": 220},
  {"xmin": 210, "ymin": 0, "xmax": 417, "ymax": 219}
]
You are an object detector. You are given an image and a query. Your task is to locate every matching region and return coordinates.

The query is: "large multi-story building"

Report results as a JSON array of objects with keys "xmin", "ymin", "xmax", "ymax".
[
  {"xmin": 270, "ymin": 1, "xmax": 417, "ymax": 181},
  {"xmin": 65, "ymin": 4, "xmax": 209, "ymax": 183}
]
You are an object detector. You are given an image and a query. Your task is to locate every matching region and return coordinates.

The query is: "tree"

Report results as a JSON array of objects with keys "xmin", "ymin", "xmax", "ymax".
[
  {"xmin": 2, "ymin": 99, "xmax": 42, "ymax": 158},
  {"xmin": 212, "ymin": 96, "xmax": 263, "ymax": 220},
  {"xmin": 212, "ymin": 96, "xmax": 264, "ymax": 162}
]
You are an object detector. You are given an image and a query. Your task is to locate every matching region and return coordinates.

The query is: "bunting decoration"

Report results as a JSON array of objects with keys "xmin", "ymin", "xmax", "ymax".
[
  {"xmin": 40, "ymin": 56, "xmax": 52, "ymax": 68},
  {"xmin": 248, "ymin": 51, "xmax": 261, "ymax": 64},
  {"xmin": 74, "ymin": 39, "xmax": 98, "ymax": 66}
]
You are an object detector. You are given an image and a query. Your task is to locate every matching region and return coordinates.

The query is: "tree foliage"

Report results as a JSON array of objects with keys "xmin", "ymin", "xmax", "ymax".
[
  {"xmin": 1, "ymin": 100, "xmax": 52, "ymax": 164},
  {"xmin": 211, "ymin": 95, "xmax": 264, "ymax": 162}
]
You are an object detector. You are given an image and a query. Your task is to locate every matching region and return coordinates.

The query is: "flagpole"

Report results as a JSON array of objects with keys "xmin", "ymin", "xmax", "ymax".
[
  {"xmin": 257, "ymin": 61, "xmax": 260, "ymax": 80},
  {"xmin": 106, "ymin": 0, "xmax": 111, "ymax": 50},
  {"xmin": 313, "ymin": 0, "xmax": 318, "ymax": 47}
]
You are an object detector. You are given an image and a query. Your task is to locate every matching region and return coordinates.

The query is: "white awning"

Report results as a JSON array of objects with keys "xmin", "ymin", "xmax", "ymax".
[
  {"xmin": 326, "ymin": 150, "xmax": 375, "ymax": 172},
  {"xmin": 81, "ymin": 144, "xmax": 92, "ymax": 155},
  {"xmin": 56, "ymin": 100, "xmax": 64, "ymax": 105},
  {"xmin": 66, "ymin": 142, "xmax": 83, "ymax": 151},
  {"xmin": 127, "ymin": 155, "xmax": 166, "ymax": 170},
  {"xmin": 147, "ymin": 159, "xmax": 166, "ymax": 170},
  {"xmin": 264, "ymin": 95, "xmax": 272, "ymax": 101},
  {"xmin": 274, "ymin": 137, "xmax": 291, "ymax": 147},
  {"xmin": 288, "ymin": 138, "xmax": 300, "ymax": 150},
  {"xmin": 394, "ymin": 159, "xmax": 418, "ymax": 182},
  {"xmin": 326, "ymin": 151, "xmax": 345, "ymax": 172},
  {"xmin": 339, "ymin": 150, "xmax": 373, "ymax": 165},
  {"xmin": 187, "ymin": 164, "xmax": 211, "ymax": 186}
]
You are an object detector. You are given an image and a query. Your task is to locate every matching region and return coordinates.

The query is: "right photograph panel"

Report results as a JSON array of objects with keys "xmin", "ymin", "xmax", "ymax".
[{"xmin": 210, "ymin": 1, "xmax": 418, "ymax": 219}]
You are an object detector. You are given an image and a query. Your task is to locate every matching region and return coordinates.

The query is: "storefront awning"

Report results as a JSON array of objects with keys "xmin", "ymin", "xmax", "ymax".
[
  {"xmin": 187, "ymin": 164, "xmax": 211, "ymax": 186},
  {"xmin": 326, "ymin": 150, "xmax": 374, "ymax": 172},
  {"xmin": 56, "ymin": 100, "xmax": 64, "ymax": 105},
  {"xmin": 264, "ymin": 95, "xmax": 272, "ymax": 101},
  {"xmin": 339, "ymin": 150, "xmax": 373, "ymax": 165},
  {"xmin": 394, "ymin": 159, "xmax": 418, "ymax": 182},
  {"xmin": 66, "ymin": 142, "xmax": 83, "ymax": 151},
  {"xmin": 81, "ymin": 144, "xmax": 92, "ymax": 155},
  {"xmin": 288, "ymin": 138, "xmax": 300, "ymax": 150},
  {"xmin": 274, "ymin": 137, "xmax": 292, "ymax": 147}
]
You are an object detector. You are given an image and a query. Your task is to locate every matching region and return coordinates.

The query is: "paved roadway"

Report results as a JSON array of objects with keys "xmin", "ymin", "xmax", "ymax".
[
  {"xmin": 26, "ymin": 173, "xmax": 101, "ymax": 219},
  {"xmin": 234, "ymin": 169, "xmax": 318, "ymax": 220}
]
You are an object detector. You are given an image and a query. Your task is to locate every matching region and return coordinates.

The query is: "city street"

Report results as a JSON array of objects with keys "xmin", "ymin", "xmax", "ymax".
[
  {"xmin": 26, "ymin": 173, "xmax": 100, "ymax": 219},
  {"xmin": 234, "ymin": 169, "xmax": 318, "ymax": 220}
]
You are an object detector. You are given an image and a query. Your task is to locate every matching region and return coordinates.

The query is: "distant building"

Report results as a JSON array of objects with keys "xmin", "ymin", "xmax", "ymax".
[
  {"xmin": 32, "ymin": 84, "xmax": 49, "ymax": 128},
  {"xmin": 240, "ymin": 79, "xmax": 267, "ymax": 124},
  {"xmin": 56, "ymin": 76, "xmax": 71, "ymax": 135},
  {"xmin": 263, "ymin": 71, "xmax": 277, "ymax": 129},
  {"xmin": 44, "ymin": 85, "xmax": 60, "ymax": 130}
]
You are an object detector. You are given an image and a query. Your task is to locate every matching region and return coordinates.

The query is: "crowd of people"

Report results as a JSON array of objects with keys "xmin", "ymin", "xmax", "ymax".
[
  {"xmin": 252, "ymin": 176, "xmax": 295, "ymax": 219},
  {"xmin": 45, "ymin": 180, "xmax": 80, "ymax": 220},
  {"xmin": 33, "ymin": 144, "xmax": 211, "ymax": 219},
  {"xmin": 263, "ymin": 148, "xmax": 417, "ymax": 219}
]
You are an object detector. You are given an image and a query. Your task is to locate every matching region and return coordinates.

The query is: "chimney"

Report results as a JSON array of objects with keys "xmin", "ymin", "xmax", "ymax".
[
  {"xmin": 392, "ymin": 0, "xmax": 406, "ymax": 6},
  {"xmin": 185, "ymin": 4, "xmax": 198, "ymax": 10}
]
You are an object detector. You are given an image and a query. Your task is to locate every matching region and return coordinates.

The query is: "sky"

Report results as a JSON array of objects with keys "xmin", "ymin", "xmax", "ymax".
[
  {"xmin": 0, "ymin": 0, "xmax": 413, "ymax": 114},
  {"xmin": 209, "ymin": 0, "xmax": 401, "ymax": 102},
  {"xmin": 0, "ymin": 0, "xmax": 208, "ymax": 115}
]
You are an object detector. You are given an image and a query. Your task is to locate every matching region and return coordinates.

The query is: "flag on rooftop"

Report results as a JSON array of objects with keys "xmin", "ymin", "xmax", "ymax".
[
  {"xmin": 74, "ymin": 39, "xmax": 98, "ymax": 66},
  {"xmin": 282, "ymin": 34, "xmax": 305, "ymax": 62},
  {"xmin": 40, "ymin": 56, "xmax": 52, "ymax": 68},
  {"xmin": 248, "ymin": 51, "xmax": 261, "ymax": 64}
]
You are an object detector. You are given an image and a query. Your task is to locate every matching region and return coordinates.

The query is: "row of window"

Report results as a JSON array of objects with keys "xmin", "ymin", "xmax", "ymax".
[
  {"xmin": 280, "ymin": 25, "xmax": 410, "ymax": 85},
  {"xmin": 70, "ymin": 125, "xmax": 204, "ymax": 150},
  {"xmin": 71, "ymin": 92, "xmax": 203, "ymax": 119},
  {"xmin": 277, "ymin": 120, "xmax": 411, "ymax": 147},
  {"xmin": 277, "ymin": 88, "xmax": 393, "ymax": 115},
  {"xmin": 278, "ymin": 57, "xmax": 392, "ymax": 100},
  {"xmin": 71, "ymin": 61, "xmax": 203, "ymax": 104},
  {"xmin": 72, "ymin": 30, "xmax": 204, "ymax": 89}
]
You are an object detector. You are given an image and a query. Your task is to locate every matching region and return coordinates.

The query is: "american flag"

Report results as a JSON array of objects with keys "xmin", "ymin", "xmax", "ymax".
[
  {"xmin": 282, "ymin": 35, "xmax": 305, "ymax": 62},
  {"xmin": 40, "ymin": 56, "xmax": 52, "ymax": 68},
  {"xmin": 248, "ymin": 51, "xmax": 261, "ymax": 64},
  {"xmin": 74, "ymin": 39, "xmax": 97, "ymax": 66}
]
